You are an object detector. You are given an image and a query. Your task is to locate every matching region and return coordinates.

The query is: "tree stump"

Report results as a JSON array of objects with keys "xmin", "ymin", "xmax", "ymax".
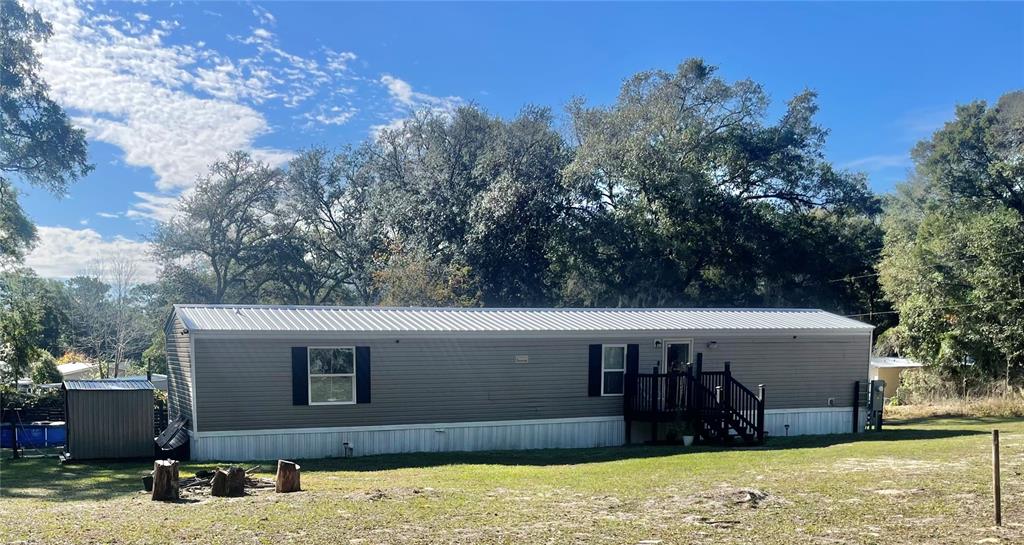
[
  {"xmin": 210, "ymin": 469, "xmax": 229, "ymax": 497},
  {"xmin": 151, "ymin": 459, "xmax": 179, "ymax": 501},
  {"xmin": 275, "ymin": 460, "xmax": 301, "ymax": 493},
  {"xmin": 226, "ymin": 466, "xmax": 246, "ymax": 497}
]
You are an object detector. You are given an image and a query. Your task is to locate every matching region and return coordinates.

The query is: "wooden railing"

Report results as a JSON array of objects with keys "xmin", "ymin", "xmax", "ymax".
[
  {"xmin": 625, "ymin": 354, "xmax": 765, "ymax": 445},
  {"xmin": 626, "ymin": 367, "xmax": 690, "ymax": 421}
]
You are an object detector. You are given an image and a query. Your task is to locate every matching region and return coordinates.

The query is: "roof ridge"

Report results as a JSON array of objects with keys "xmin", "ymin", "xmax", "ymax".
[{"xmin": 174, "ymin": 304, "xmax": 830, "ymax": 313}]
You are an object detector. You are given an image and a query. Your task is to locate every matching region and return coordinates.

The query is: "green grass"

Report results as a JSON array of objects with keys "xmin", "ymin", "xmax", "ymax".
[{"xmin": 2, "ymin": 417, "xmax": 1022, "ymax": 544}]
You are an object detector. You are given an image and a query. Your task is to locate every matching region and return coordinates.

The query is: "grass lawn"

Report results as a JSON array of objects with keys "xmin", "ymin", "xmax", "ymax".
[{"xmin": 1, "ymin": 417, "xmax": 1023, "ymax": 544}]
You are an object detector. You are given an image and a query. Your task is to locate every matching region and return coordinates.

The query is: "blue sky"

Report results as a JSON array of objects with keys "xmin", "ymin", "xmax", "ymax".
[{"xmin": 18, "ymin": 0, "xmax": 1024, "ymax": 279}]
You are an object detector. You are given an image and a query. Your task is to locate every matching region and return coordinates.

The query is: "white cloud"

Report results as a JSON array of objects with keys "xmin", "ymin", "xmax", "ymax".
[
  {"xmin": 841, "ymin": 154, "xmax": 913, "ymax": 171},
  {"xmin": 897, "ymin": 107, "xmax": 953, "ymax": 142},
  {"xmin": 25, "ymin": 226, "xmax": 158, "ymax": 281},
  {"xmin": 252, "ymin": 5, "xmax": 276, "ymax": 25},
  {"xmin": 27, "ymin": 0, "xmax": 463, "ymax": 223},
  {"xmin": 325, "ymin": 50, "xmax": 357, "ymax": 72},
  {"xmin": 381, "ymin": 74, "xmax": 416, "ymax": 106},
  {"xmin": 126, "ymin": 191, "xmax": 181, "ymax": 222},
  {"xmin": 96, "ymin": 212, "xmax": 121, "ymax": 218},
  {"xmin": 301, "ymin": 105, "xmax": 357, "ymax": 127},
  {"xmin": 375, "ymin": 75, "xmax": 463, "ymax": 136},
  {"xmin": 29, "ymin": 0, "xmax": 293, "ymax": 192}
]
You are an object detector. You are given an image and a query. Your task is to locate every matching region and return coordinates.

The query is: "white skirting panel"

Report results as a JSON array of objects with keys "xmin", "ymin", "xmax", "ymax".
[
  {"xmin": 764, "ymin": 407, "xmax": 856, "ymax": 438},
  {"xmin": 190, "ymin": 416, "xmax": 626, "ymax": 461}
]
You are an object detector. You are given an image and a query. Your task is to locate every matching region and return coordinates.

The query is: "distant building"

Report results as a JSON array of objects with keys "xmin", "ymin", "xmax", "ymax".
[
  {"xmin": 57, "ymin": 362, "xmax": 99, "ymax": 381},
  {"xmin": 869, "ymin": 357, "xmax": 924, "ymax": 398}
]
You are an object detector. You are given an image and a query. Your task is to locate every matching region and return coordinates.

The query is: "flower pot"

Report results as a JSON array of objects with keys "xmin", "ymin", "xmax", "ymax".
[{"xmin": 682, "ymin": 435, "xmax": 694, "ymax": 447}]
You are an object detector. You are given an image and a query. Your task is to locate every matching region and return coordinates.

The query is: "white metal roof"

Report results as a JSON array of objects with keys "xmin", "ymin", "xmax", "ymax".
[
  {"xmin": 870, "ymin": 357, "xmax": 924, "ymax": 369},
  {"xmin": 174, "ymin": 305, "xmax": 874, "ymax": 337},
  {"xmin": 57, "ymin": 362, "xmax": 98, "ymax": 376}
]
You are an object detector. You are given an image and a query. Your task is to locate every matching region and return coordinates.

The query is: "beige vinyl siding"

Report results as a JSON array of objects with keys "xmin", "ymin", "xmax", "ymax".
[
  {"xmin": 165, "ymin": 315, "xmax": 194, "ymax": 426},
  {"xmin": 194, "ymin": 336, "xmax": 655, "ymax": 432},
  {"xmin": 692, "ymin": 335, "xmax": 869, "ymax": 409},
  {"xmin": 190, "ymin": 331, "xmax": 869, "ymax": 432}
]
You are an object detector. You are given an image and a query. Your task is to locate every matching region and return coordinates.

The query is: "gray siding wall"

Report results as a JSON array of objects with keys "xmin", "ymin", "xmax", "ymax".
[
  {"xmin": 165, "ymin": 315, "xmax": 193, "ymax": 426},
  {"xmin": 67, "ymin": 390, "xmax": 153, "ymax": 459},
  {"xmin": 192, "ymin": 331, "xmax": 869, "ymax": 432},
  {"xmin": 692, "ymin": 334, "xmax": 870, "ymax": 409}
]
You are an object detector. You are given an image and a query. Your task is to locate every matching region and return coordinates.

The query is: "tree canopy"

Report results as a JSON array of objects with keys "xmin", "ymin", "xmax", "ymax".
[
  {"xmin": 878, "ymin": 91, "xmax": 1024, "ymax": 382},
  {"xmin": 0, "ymin": 0, "xmax": 92, "ymax": 261}
]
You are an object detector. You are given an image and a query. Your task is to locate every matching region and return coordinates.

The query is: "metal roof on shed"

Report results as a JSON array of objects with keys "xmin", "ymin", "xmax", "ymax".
[
  {"xmin": 63, "ymin": 378, "xmax": 155, "ymax": 390},
  {"xmin": 174, "ymin": 305, "xmax": 874, "ymax": 335}
]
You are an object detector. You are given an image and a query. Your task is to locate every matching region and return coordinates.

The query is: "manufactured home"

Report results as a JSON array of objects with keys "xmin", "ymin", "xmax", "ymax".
[{"xmin": 165, "ymin": 305, "xmax": 873, "ymax": 461}]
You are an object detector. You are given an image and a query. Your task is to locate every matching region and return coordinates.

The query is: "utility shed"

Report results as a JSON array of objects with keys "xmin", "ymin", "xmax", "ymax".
[{"xmin": 63, "ymin": 378, "xmax": 155, "ymax": 460}]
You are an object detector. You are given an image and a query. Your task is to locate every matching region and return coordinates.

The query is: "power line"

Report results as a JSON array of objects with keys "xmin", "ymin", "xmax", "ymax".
[
  {"xmin": 845, "ymin": 297, "xmax": 1024, "ymax": 319},
  {"xmin": 829, "ymin": 248, "xmax": 1024, "ymax": 284}
]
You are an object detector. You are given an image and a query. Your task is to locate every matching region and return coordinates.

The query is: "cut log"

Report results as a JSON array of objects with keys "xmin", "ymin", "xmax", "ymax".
[
  {"xmin": 275, "ymin": 460, "xmax": 301, "ymax": 493},
  {"xmin": 226, "ymin": 466, "xmax": 246, "ymax": 497},
  {"xmin": 151, "ymin": 459, "xmax": 179, "ymax": 501},
  {"xmin": 210, "ymin": 469, "xmax": 228, "ymax": 497}
]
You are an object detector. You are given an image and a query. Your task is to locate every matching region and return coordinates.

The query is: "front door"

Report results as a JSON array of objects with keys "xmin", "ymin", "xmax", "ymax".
[{"xmin": 663, "ymin": 340, "xmax": 692, "ymax": 372}]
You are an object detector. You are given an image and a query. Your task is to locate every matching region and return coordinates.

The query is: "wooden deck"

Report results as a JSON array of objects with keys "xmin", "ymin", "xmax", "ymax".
[{"xmin": 624, "ymin": 355, "xmax": 765, "ymax": 445}]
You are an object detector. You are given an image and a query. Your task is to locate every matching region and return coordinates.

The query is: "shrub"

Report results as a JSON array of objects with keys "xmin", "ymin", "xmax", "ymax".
[{"xmin": 29, "ymin": 349, "xmax": 61, "ymax": 385}]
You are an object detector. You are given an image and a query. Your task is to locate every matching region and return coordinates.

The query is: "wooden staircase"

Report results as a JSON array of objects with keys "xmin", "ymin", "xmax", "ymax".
[{"xmin": 625, "ymin": 354, "xmax": 765, "ymax": 446}]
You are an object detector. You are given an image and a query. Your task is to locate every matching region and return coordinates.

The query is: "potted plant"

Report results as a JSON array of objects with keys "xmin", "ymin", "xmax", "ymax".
[{"xmin": 680, "ymin": 418, "xmax": 696, "ymax": 446}]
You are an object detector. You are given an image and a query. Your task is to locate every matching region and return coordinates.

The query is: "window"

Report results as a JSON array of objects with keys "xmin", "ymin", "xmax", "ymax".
[
  {"xmin": 308, "ymin": 347, "xmax": 356, "ymax": 404},
  {"xmin": 601, "ymin": 344, "xmax": 626, "ymax": 396}
]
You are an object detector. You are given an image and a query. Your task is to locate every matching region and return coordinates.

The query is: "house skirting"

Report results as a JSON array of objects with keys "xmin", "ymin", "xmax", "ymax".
[
  {"xmin": 189, "ymin": 416, "xmax": 626, "ymax": 461},
  {"xmin": 189, "ymin": 407, "xmax": 860, "ymax": 461},
  {"xmin": 764, "ymin": 407, "xmax": 859, "ymax": 438}
]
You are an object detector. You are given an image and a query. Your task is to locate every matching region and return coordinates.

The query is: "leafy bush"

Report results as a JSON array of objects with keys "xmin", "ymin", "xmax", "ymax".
[
  {"xmin": 1, "ymin": 386, "xmax": 62, "ymax": 410},
  {"xmin": 29, "ymin": 349, "xmax": 61, "ymax": 384}
]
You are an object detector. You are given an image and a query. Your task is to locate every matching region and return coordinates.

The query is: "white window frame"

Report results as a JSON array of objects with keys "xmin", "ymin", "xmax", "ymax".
[
  {"xmin": 308, "ymin": 346, "xmax": 357, "ymax": 406},
  {"xmin": 661, "ymin": 338, "xmax": 694, "ymax": 373},
  {"xmin": 600, "ymin": 344, "xmax": 627, "ymax": 397}
]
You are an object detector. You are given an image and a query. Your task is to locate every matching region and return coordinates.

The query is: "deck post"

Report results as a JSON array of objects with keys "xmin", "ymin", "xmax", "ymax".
[
  {"xmin": 723, "ymin": 361, "xmax": 732, "ymax": 414},
  {"xmin": 715, "ymin": 386, "xmax": 725, "ymax": 440},
  {"xmin": 624, "ymin": 366, "xmax": 633, "ymax": 445},
  {"xmin": 757, "ymin": 384, "xmax": 766, "ymax": 443},
  {"xmin": 650, "ymin": 365, "xmax": 659, "ymax": 442}
]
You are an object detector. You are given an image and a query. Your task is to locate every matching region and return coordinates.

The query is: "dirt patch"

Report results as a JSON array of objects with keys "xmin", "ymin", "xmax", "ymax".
[
  {"xmin": 343, "ymin": 487, "xmax": 438, "ymax": 502},
  {"xmin": 656, "ymin": 485, "xmax": 788, "ymax": 510},
  {"xmin": 638, "ymin": 485, "xmax": 787, "ymax": 527},
  {"xmin": 873, "ymin": 488, "xmax": 925, "ymax": 496},
  {"xmin": 833, "ymin": 457, "xmax": 967, "ymax": 474}
]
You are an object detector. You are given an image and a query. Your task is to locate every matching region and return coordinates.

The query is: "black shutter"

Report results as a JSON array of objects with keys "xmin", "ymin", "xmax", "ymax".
[
  {"xmin": 626, "ymin": 344, "xmax": 639, "ymax": 377},
  {"xmin": 291, "ymin": 347, "xmax": 309, "ymax": 406},
  {"xmin": 588, "ymin": 344, "xmax": 602, "ymax": 396},
  {"xmin": 356, "ymin": 346, "xmax": 371, "ymax": 404}
]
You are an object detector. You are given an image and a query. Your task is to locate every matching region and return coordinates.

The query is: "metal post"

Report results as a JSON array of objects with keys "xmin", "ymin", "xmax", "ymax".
[
  {"xmin": 757, "ymin": 384, "xmax": 766, "ymax": 443},
  {"xmin": 11, "ymin": 408, "xmax": 20, "ymax": 459},
  {"xmin": 852, "ymin": 381, "xmax": 861, "ymax": 433},
  {"xmin": 993, "ymin": 429, "xmax": 1002, "ymax": 526}
]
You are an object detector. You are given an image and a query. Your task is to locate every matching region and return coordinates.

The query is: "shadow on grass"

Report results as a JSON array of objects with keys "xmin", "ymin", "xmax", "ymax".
[
  {"xmin": 0, "ymin": 422, "xmax": 996, "ymax": 498},
  {"xmin": 277, "ymin": 426, "xmax": 990, "ymax": 473},
  {"xmin": 0, "ymin": 456, "xmax": 152, "ymax": 501},
  {"xmin": 758, "ymin": 426, "xmax": 988, "ymax": 452},
  {"xmin": 884, "ymin": 415, "xmax": 1024, "ymax": 427}
]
